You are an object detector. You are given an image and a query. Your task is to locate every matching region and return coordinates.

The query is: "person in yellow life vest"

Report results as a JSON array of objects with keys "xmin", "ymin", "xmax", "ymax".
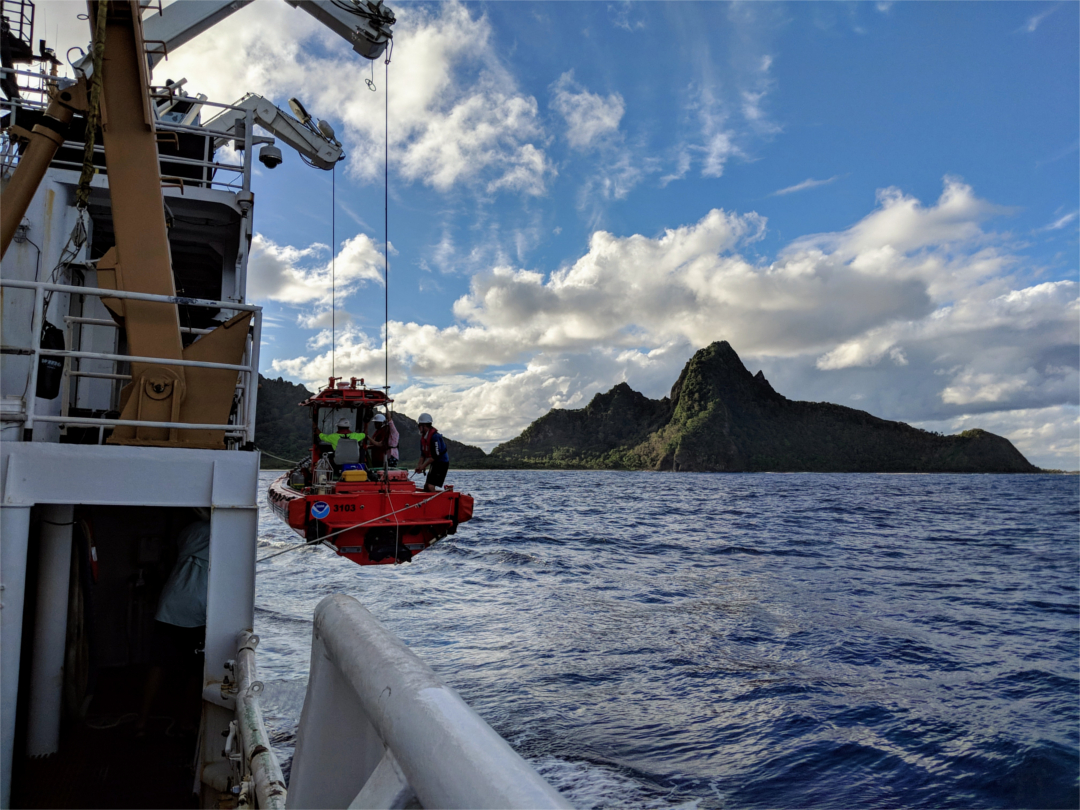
[{"xmin": 319, "ymin": 417, "xmax": 366, "ymax": 450}]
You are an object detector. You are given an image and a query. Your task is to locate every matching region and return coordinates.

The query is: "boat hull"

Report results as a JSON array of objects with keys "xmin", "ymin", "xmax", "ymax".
[{"xmin": 268, "ymin": 473, "xmax": 474, "ymax": 565}]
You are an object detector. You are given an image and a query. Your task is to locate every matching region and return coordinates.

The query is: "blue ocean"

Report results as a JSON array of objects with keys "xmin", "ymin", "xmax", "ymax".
[{"xmin": 253, "ymin": 471, "xmax": 1079, "ymax": 809}]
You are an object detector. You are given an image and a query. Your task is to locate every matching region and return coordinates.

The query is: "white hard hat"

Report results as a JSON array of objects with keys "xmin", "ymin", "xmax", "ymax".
[
  {"xmin": 336, "ymin": 418, "xmax": 351, "ymax": 429},
  {"xmin": 418, "ymin": 412, "xmax": 433, "ymax": 425},
  {"xmin": 372, "ymin": 413, "xmax": 386, "ymax": 424}
]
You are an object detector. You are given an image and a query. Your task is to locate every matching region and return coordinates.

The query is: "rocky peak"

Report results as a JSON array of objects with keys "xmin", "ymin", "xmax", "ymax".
[{"xmin": 669, "ymin": 341, "xmax": 782, "ymax": 422}]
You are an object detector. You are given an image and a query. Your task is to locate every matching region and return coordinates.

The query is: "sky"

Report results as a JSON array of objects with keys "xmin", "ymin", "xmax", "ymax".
[{"xmin": 46, "ymin": 1, "xmax": 1079, "ymax": 468}]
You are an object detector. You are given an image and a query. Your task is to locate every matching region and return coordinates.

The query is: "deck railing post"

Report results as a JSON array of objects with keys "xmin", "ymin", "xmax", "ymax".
[{"xmin": 22, "ymin": 283, "xmax": 45, "ymax": 432}]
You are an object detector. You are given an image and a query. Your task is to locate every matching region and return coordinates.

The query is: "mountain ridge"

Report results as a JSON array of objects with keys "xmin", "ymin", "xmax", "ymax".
[
  {"xmin": 489, "ymin": 341, "xmax": 1038, "ymax": 473},
  {"xmin": 256, "ymin": 341, "xmax": 1039, "ymax": 473}
]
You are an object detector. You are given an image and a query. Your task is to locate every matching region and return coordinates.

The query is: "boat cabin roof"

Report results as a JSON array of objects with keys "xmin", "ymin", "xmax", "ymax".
[{"xmin": 301, "ymin": 377, "xmax": 392, "ymax": 411}]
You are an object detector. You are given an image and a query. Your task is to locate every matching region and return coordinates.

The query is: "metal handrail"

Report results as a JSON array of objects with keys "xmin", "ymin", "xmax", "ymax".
[
  {"xmin": 41, "ymin": 348, "xmax": 251, "ymax": 373},
  {"xmin": 0, "ymin": 278, "xmax": 261, "ymax": 442},
  {"xmin": 1, "ymin": 278, "xmax": 258, "ymax": 310},
  {"xmin": 288, "ymin": 595, "xmax": 572, "ymax": 810},
  {"xmin": 31, "ymin": 414, "xmax": 246, "ymax": 433}
]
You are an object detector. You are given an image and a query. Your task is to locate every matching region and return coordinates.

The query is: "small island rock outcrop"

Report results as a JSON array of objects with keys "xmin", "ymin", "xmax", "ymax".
[
  {"xmin": 489, "ymin": 341, "xmax": 1038, "ymax": 473},
  {"xmin": 256, "ymin": 341, "xmax": 1038, "ymax": 473}
]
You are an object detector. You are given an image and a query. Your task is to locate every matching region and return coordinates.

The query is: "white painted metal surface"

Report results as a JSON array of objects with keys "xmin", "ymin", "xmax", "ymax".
[
  {"xmin": 288, "ymin": 595, "xmax": 574, "ymax": 810},
  {"xmin": 26, "ymin": 504, "xmax": 74, "ymax": 757},
  {"xmin": 202, "ymin": 94, "xmax": 342, "ymax": 170},
  {"xmin": 1, "ymin": 442, "xmax": 262, "ymax": 715},
  {"xmin": 0, "ymin": 505, "xmax": 31, "ymax": 808}
]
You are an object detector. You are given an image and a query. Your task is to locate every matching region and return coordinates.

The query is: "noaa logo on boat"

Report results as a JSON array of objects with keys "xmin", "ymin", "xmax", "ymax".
[{"xmin": 311, "ymin": 501, "xmax": 330, "ymax": 520}]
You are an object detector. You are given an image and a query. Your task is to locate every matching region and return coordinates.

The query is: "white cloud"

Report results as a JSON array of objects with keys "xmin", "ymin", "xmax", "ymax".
[
  {"xmin": 161, "ymin": 1, "xmax": 552, "ymax": 196},
  {"xmin": 1020, "ymin": 5, "xmax": 1059, "ymax": 33},
  {"xmin": 550, "ymin": 72, "xmax": 625, "ymax": 151},
  {"xmin": 608, "ymin": 1, "xmax": 646, "ymax": 33},
  {"xmin": 1039, "ymin": 210, "xmax": 1079, "ymax": 232},
  {"xmin": 772, "ymin": 175, "xmax": 842, "ymax": 196},
  {"xmin": 269, "ymin": 178, "xmax": 1077, "ymax": 465},
  {"xmin": 247, "ymin": 232, "xmax": 383, "ymax": 305}
]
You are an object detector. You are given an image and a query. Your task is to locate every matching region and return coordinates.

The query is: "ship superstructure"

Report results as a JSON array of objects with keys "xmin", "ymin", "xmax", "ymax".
[{"xmin": 0, "ymin": 2, "xmax": 568, "ymax": 808}]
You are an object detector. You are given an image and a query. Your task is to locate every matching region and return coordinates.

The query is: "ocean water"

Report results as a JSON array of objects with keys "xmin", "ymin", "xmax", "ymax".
[{"xmin": 253, "ymin": 471, "xmax": 1080, "ymax": 810}]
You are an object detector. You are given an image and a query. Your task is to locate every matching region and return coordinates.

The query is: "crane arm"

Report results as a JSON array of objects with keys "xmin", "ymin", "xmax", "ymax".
[
  {"xmin": 283, "ymin": 0, "xmax": 395, "ymax": 60},
  {"xmin": 203, "ymin": 93, "xmax": 343, "ymax": 170},
  {"xmin": 204, "ymin": 91, "xmax": 343, "ymax": 168},
  {"xmin": 73, "ymin": 0, "xmax": 394, "ymax": 76},
  {"xmin": 143, "ymin": 1, "xmax": 256, "ymax": 69}
]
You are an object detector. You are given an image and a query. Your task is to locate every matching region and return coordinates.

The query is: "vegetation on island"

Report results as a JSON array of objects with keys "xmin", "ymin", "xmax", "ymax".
[
  {"xmin": 256, "ymin": 341, "xmax": 1041, "ymax": 473},
  {"xmin": 488, "ymin": 342, "xmax": 1039, "ymax": 473}
]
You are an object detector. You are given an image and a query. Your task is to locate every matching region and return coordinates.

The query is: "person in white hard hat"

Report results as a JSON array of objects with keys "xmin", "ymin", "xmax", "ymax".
[
  {"xmin": 368, "ymin": 412, "xmax": 399, "ymax": 467},
  {"xmin": 415, "ymin": 412, "xmax": 449, "ymax": 491}
]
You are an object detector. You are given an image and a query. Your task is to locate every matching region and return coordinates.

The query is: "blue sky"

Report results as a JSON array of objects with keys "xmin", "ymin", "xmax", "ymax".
[{"xmin": 55, "ymin": 1, "xmax": 1080, "ymax": 466}]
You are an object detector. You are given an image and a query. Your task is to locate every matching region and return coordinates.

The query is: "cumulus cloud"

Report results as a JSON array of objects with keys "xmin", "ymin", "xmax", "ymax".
[
  {"xmin": 247, "ymin": 232, "xmax": 383, "ymax": 305},
  {"xmin": 270, "ymin": 178, "xmax": 1078, "ymax": 463},
  {"xmin": 161, "ymin": 1, "xmax": 552, "ymax": 196},
  {"xmin": 550, "ymin": 71, "xmax": 625, "ymax": 151}
]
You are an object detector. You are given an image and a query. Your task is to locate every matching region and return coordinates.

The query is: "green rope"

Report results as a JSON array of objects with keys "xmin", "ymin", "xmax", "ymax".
[{"xmin": 75, "ymin": 0, "xmax": 108, "ymax": 211}]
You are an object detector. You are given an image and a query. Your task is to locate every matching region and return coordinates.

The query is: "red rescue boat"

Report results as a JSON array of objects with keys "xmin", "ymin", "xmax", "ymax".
[{"xmin": 267, "ymin": 377, "xmax": 474, "ymax": 565}]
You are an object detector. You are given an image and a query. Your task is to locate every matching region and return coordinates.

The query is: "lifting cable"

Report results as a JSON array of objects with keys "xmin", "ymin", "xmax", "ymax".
[
  {"xmin": 384, "ymin": 53, "xmax": 390, "ymax": 397},
  {"xmin": 384, "ymin": 54, "xmax": 400, "ymax": 563},
  {"xmin": 331, "ymin": 164, "xmax": 336, "ymax": 379}
]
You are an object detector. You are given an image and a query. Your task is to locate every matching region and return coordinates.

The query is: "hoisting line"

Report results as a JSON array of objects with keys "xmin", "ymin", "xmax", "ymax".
[
  {"xmin": 384, "ymin": 54, "xmax": 390, "ymax": 395},
  {"xmin": 332, "ymin": 164, "xmax": 336, "ymax": 378}
]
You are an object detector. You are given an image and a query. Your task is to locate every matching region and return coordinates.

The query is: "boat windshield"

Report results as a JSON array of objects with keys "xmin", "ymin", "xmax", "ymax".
[{"xmin": 318, "ymin": 407, "xmax": 360, "ymax": 435}]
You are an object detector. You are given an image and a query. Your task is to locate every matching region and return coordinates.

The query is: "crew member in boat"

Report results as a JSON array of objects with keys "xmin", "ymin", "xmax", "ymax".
[
  {"xmin": 319, "ymin": 417, "xmax": 366, "ymax": 451},
  {"xmin": 368, "ymin": 412, "xmax": 399, "ymax": 468},
  {"xmin": 415, "ymin": 412, "xmax": 449, "ymax": 492}
]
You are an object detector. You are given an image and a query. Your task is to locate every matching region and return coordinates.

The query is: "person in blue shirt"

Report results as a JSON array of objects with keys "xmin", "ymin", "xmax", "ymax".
[{"xmin": 415, "ymin": 412, "xmax": 449, "ymax": 492}]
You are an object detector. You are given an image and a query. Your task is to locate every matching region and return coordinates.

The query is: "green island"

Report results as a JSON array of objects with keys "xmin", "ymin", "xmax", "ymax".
[{"xmin": 256, "ymin": 341, "xmax": 1044, "ymax": 473}]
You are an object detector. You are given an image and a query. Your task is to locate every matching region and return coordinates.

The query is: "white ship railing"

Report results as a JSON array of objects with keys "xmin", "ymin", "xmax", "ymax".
[
  {"xmin": 1, "ymin": 67, "xmax": 254, "ymax": 192},
  {"xmin": 0, "ymin": 277, "xmax": 261, "ymax": 444},
  {"xmin": 288, "ymin": 595, "xmax": 573, "ymax": 810}
]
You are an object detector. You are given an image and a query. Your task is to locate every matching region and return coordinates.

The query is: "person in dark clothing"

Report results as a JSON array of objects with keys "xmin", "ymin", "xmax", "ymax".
[
  {"xmin": 137, "ymin": 511, "xmax": 210, "ymax": 736},
  {"xmin": 414, "ymin": 412, "xmax": 449, "ymax": 492}
]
